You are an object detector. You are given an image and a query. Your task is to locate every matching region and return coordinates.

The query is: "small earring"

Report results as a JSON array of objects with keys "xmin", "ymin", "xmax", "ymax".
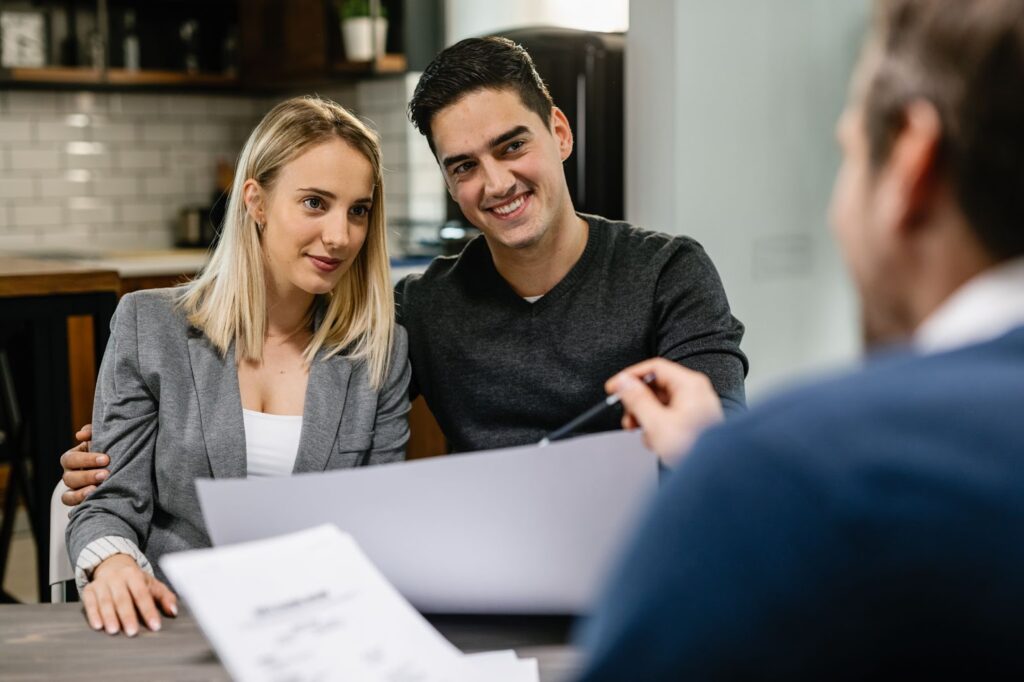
[{"xmin": 256, "ymin": 221, "xmax": 264, "ymax": 232}]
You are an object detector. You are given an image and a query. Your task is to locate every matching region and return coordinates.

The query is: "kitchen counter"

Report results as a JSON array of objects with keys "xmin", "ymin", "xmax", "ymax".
[{"xmin": 0, "ymin": 258, "xmax": 120, "ymax": 298}]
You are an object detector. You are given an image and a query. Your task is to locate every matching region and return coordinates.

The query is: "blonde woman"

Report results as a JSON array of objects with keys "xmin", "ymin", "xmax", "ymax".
[{"xmin": 66, "ymin": 96, "xmax": 410, "ymax": 636}]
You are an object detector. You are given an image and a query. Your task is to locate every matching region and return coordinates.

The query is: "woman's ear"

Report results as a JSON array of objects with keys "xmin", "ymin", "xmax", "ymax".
[{"xmin": 242, "ymin": 179, "xmax": 265, "ymax": 225}]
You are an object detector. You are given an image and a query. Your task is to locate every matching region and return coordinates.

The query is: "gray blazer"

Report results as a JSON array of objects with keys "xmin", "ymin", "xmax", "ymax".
[{"xmin": 67, "ymin": 288, "xmax": 411, "ymax": 579}]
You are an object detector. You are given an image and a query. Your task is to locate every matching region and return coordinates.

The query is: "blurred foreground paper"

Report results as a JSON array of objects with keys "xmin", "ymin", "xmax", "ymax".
[
  {"xmin": 161, "ymin": 524, "xmax": 539, "ymax": 682},
  {"xmin": 197, "ymin": 430, "xmax": 658, "ymax": 613}
]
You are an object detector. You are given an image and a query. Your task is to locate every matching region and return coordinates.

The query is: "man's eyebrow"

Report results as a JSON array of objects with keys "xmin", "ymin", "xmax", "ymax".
[
  {"xmin": 297, "ymin": 187, "xmax": 337, "ymax": 199},
  {"xmin": 489, "ymin": 125, "xmax": 530, "ymax": 150},
  {"xmin": 440, "ymin": 125, "xmax": 532, "ymax": 169}
]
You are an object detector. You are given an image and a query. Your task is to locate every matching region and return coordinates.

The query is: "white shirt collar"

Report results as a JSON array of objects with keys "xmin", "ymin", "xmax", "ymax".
[{"xmin": 914, "ymin": 257, "xmax": 1024, "ymax": 354}]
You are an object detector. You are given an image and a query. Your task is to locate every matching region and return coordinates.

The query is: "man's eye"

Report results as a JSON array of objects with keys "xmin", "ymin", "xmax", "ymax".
[
  {"xmin": 452, "ymin": 162, "xmax": 474, "ymax": 176},
  {"xmin": 303, "ymin": 197, "xmax": 324, "ymax": 210},
  {"xmin": 505, "ymin": 140, "xmax": 525, "ymax": 153}
]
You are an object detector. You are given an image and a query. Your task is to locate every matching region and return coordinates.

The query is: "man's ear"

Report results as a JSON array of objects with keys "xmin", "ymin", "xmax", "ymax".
[
  {"xmin": 242, "ymin": 179, "xmax": 265, "ymax": 225},
  {"xmin": 877, "ymin": 100, "xmax": 943, "ymax": 237},
  {"xmin": 550, "ymin": 107, "xmax": 574, "ymax": 161}
]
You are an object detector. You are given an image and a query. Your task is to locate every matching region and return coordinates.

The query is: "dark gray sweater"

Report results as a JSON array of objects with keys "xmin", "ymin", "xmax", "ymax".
[{"xmin": 395, "ymin": 214, "xmax": 747, "ymax": 453}]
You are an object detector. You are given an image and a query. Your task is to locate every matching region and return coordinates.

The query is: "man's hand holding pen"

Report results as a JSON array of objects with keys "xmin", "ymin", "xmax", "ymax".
[{"xmin": 607, "ymin": 358, "xmax": 725, "ymax": 466}]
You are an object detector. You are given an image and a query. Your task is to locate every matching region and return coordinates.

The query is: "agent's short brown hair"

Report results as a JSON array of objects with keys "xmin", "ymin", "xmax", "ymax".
[{"xmin": 863, "ymin": 0, "xmax": 1024, "ymax": 259}]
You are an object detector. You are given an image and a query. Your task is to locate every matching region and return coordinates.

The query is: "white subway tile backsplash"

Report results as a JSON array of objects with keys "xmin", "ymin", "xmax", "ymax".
[
  {"xmin": 35, "ymin": 119, "xmax": 89, "ymax": 143},
  {"xmin": 36, "ymin": 175, "xmax": 93, "ymax": 199},
  {"xmin": 61, "ymin": 92, "xmax": 108, "ymax": 114},
  {"xmin": 92, "ymin": 175, "xmax": 141, "ymax": 198},
  {"xmin": 92, "ymin": 120, "xmax": 139, "ymax": 143},
  {"xmin": 0, "ymin": 119, "xmax": 33, "ymax": 143},
  {"xmin": 64, "ymin": 149, "xmax": 115, "ymax": 171},
  {"xmin": 190, "ymin": 123, "xmax": 234, "ymax": 144},
  {"xmin": 119, "ymin": 202, "xmax": 166, "ymax": 223},
  {"xmin": 10, "ymin": 148, "xmax": 62, "ymax": 172},
  {"xmin": 141, "ymin": 122, "xmax": 187, "ymax": 144},
  {"xmin": 67, "ymin": 198, "xmax": 116, "ymax": 224},
  {"xmin": 0, "ymin": 232, "xmax": 42, "ymax": 250},
  {"xmin": 118, "ymin": 148, "xmax": 165, "ymax": 170},
  {"xmin": 0, "ymin": 177, "xmax": 34, "ymax": 198},
  {"xmin": 143, "ymin": 175, "xmax": 188, "ymax": 196},
  {"xmin": 0, "ymin": 85, "xmax": 430, "ymax": 250},
  {"xmin": 6, "ymin": 91, "xmax": 59, "ymax": 113},
  {"xmin": 13, "ymin": 204, "xmax": 63, "ymax": 226},
  {"xmin": 109, "ymin": 94, "xmax": 166, "ymax": 116},
  {"xmin": 166, "ymin": 97, "xmax": 210, "ymax": 117}
]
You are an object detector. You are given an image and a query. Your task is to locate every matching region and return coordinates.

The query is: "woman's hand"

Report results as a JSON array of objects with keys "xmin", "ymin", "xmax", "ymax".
[{"xmin": 81, "ymin": 554, "xmax": 178, "ymax": 636}]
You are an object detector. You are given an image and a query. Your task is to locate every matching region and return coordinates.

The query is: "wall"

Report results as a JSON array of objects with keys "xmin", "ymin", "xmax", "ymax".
[
  {"xmin": 0, "ymin": 90, "xmax": 260, "ymax": 251},
  {"xmin": 627, "ymin": 0, "xmax": 869, "ymax": 399},
  {"xmin": 445, "ymin": 0, "xmax": 628, "ymax": 44},
  {"xmin": 0, "ymin": 81, "xmax": 441, "ymax": 256}
]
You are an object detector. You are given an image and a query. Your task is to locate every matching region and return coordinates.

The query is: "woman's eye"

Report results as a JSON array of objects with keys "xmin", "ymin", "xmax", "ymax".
[
  {"xmin": 350, "ymin": 205, "xmax": 370, "ymax": 218},
  {"xmin": 303, "ymin": 197, "xmax": 324, "ymax": 210}
]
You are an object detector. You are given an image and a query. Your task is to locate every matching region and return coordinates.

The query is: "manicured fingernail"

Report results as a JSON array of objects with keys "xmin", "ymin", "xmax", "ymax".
[
  {"xmin": 106, "ymin": 625, "xmax": 118, "ymax": 635},
  {"xmin": 90, "ymin": 619, "xmax": 102, "ymax": 630},
  {"xmin": 126, "ymin": 626, "xmax": 138, "ymax": 637},
  {"xmin": 149, "ymin": 619, "xmax": 161, "ymax": 631},
  {"xmin": 96, "ymin": 471, "xmax": 108, "ymax": 482},
  {"xmin": 96, "ymin": 455, "xmax": 108, "ymax": 465},
  {"xmin": 170, "ymin": 604, "xmax": 178, "ymax": 616}
]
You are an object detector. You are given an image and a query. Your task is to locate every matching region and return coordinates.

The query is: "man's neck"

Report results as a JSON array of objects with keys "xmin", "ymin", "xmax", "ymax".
[{"xmin": 489, "ymin": 213, "xmax": 590, "ymax": 298}]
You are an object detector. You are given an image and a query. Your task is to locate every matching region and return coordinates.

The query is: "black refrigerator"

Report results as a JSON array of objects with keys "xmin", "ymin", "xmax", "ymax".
[{"xmin": 445, "ymin": 26, "xmax": 625, "ymax": 225}]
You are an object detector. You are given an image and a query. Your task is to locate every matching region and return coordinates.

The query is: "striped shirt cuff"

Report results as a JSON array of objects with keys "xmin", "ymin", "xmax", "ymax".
[{"xmin": 74, "ymin": 536, "xmax": 154, "ymax": 591}]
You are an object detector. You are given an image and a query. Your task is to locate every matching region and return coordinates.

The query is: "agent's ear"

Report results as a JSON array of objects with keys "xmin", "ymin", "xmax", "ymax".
[
  {"xmin": 242, "ymin": 179, "xmax": 266, "ymax": 226},
  {"xmin": 550, "ymin": 107, "xmax": 574, "ymax": 161},
  {"xmin": 875, "ymin": 100, "xmax": 943, "ymax": 239}
]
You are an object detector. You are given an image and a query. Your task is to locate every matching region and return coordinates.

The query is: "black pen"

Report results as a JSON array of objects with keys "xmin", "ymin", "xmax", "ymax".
[{"xmin": 538, "ymin": 372, "xmax": 657, "ymax": 446}]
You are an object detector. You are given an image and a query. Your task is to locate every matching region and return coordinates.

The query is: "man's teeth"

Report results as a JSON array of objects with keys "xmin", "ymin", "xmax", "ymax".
[{"xmin": 492, "ymin": 196, "xmax": 525, "ymax": 216}]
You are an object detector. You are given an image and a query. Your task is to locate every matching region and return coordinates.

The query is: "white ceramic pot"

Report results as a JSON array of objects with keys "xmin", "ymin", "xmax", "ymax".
[{"xmin": 342, "ymin": 17, "xmax": 388, "ymax": 61}]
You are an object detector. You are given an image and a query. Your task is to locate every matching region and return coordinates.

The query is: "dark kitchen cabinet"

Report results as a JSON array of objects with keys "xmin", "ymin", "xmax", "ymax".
[{"xmin": 0, "ymin": 0, "xmax": 409, "ymax": 91}]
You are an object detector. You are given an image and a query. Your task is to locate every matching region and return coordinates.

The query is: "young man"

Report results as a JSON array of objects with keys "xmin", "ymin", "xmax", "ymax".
[
  {"xmin": 396, "ymin": 36, "xmax": 746, "ymax": 453},
  {"xmin": 576, "ymin": 0, "xmax": 1024, "ymax": 678},
  {"xmin": 60, "ymin": 37, "xmax": 746, "ymax": 503}
]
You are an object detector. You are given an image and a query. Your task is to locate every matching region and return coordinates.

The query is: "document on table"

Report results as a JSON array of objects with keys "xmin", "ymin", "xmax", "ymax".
[
  {"xmin": 160, "ymin": 524, "xmax": 538, "ymax": 682},
  {"xmin": 196, "ymin": 430, "xmax": 658, "ymax": 614}
]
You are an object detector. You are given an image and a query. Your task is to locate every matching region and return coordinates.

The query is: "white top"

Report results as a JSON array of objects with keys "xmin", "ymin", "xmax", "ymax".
[
  {"xmin": 243, "ymin": 408, "xmax": 303, "ymax": 477},
  {"xmin": 523, "ymin": 295, "xmax": 543, "ymax": 303},
  {"xmin": 74, "ymin": 408, "xmax": 305, "ymax": 589},
  {"xmin": 914, "ymin": 257, "xmax": 1024, "ymax": 354}
]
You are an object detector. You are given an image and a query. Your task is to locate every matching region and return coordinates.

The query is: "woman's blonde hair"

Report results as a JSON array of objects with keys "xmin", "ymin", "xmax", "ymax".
[{"xmin": 180, "ymin": 95, "xmax": 394, "ymax": 389}]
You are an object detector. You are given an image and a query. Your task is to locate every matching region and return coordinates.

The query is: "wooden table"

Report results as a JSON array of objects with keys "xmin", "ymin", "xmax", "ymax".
[
  {"xmin": 0, "ymin": 258, "xmax": 119, "ymax": 602},
  {"xmin": 0, "ymin": 604, "xmax": 582, "ymax": 681}
]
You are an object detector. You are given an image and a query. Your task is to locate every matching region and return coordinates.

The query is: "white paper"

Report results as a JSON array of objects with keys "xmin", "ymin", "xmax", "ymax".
[
  {"xmin": 161, "ymin": 524, "xmax": 539, "ymax": 682},
  {"xmin": 197, "ymin": 430, "xmax": 658, "ymax": 613}
]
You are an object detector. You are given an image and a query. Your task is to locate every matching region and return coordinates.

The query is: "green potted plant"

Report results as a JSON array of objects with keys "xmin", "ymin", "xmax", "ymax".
[{"xmin": 336, "ymin": 0, "xmax": 388, "ymax": 62}]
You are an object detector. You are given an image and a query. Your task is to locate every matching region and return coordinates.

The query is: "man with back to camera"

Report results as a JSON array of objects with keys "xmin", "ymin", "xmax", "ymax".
[
  {"xmin": 575, "ymin": 0, "xmax": 1024, "ymax": 678},
  {"xmin": 59, "ymin": 36, "xmax": 746, "ymax": 502}
]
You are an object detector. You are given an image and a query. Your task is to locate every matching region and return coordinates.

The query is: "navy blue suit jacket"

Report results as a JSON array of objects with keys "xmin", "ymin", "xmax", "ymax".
[{"xmin": 576, "ymin": 326, "xmax": 1024, "ymax": 680}]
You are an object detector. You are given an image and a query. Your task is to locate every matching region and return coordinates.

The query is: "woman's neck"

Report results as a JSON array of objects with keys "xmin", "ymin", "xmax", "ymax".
[{"xmin": 265, "ymin": 280, "xmax": 315, "ymax": 342}]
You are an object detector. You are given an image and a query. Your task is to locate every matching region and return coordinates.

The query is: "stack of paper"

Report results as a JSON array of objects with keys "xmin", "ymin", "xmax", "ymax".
[
  {"xmin": 161, "ymin": 524, "xmax": 539, "ymax": 682},
  {"xmin": 196, "ymin": 430, "xmax": 658, "ymax": 614}
]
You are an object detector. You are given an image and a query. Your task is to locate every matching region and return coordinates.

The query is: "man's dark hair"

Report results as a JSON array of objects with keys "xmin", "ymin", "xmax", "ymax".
[
  {"xmin": 408, "ymin": 37, "xmax": 555, "ymax": 154},
  {"xmin": 864, "ymin": 0, "xmax": 1024, "ymax": 259}
]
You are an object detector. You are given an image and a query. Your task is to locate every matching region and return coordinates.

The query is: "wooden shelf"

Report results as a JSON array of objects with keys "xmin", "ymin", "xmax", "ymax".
[
  {"xmin": 332, "ymin": 53, "xmax": 407, "ymax": 75},
  {"xmin": 0, "ymin": 66, "xmax": 240, "ymax": 90}
]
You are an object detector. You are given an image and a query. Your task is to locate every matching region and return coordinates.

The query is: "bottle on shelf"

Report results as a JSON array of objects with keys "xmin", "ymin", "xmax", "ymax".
[{"xmin": 123, "ymin": 10, "xmax": 140, "ymax": 71}]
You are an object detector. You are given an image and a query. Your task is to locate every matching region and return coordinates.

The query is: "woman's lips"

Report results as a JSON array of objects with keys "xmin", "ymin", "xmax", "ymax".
[{"xmin": 308, "ymin": 255, "xmax": 342, "ymax": 272}]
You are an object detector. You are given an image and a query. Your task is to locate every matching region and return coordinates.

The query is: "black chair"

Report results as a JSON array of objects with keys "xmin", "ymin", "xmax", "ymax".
[{"xmin": 0, "ymin": 347, "xmax": 37, "ymax": 603}]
